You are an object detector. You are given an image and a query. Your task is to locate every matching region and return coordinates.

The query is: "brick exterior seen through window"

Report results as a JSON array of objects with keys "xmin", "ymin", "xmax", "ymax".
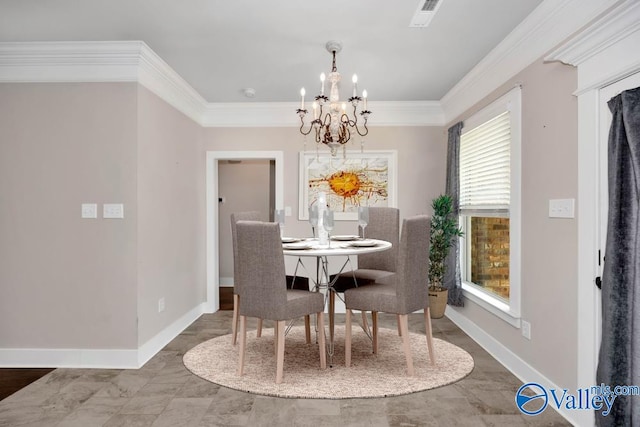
[{"xmin": 470, "ymin": 217, "xmax": 510, "ymax": 299}]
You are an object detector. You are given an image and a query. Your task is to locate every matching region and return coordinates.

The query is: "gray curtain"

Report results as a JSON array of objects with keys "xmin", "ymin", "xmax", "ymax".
[
  {"xmin": 444, "ymin": 122, "xmax": 464, "ymax": 306},
  {"xmin": 597, "ymin": 87, "xmax": 640, "ymax": 427}
]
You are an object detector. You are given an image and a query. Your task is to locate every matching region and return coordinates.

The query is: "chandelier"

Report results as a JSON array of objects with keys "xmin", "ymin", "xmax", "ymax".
[{"xmin": 296, "ymin": 41, "xmax": 371, "ymax": 157}]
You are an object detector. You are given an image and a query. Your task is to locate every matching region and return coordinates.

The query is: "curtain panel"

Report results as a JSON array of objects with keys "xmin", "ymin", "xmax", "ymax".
[
  {"xmin": 444, "ymin": 122, "xmax": 464, "ymax": 306},
  {"xmin": 597, "ymin": 87, "xmax": 640, "ymax": 427}
]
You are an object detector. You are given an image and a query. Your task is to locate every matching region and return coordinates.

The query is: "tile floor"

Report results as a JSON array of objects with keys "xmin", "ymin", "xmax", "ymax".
[{"xmin": 0, "ymin": 311, "xmax": 570, "ymax": 426}]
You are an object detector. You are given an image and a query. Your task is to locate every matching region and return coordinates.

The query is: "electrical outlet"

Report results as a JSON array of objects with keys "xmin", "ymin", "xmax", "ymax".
[
  {"xmin": 158, "ymin": 297, "xmax": 165, "ymax": 313},
  {"xmin": 521, "ymin": 320, "xmax": 531, "ymax": 340},
  {"xmin": 285, "ymin": 206, "xmax": 292, "ymax": 216}
]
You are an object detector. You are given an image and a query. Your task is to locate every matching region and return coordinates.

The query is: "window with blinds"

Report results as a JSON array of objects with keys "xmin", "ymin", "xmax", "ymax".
[
  {"xmin": 458, "ymin": 85, "xmax": 521, "ymax": 322},
  {"xmin": 459, "ymin": 111, "xmax": 511, "ymax": 216}
]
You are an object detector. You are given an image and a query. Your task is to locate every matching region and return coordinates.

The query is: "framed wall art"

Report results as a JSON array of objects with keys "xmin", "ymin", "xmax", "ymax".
[{"xmin": 299, "ymin": 150, "xmax": 397, "ymax": 220}]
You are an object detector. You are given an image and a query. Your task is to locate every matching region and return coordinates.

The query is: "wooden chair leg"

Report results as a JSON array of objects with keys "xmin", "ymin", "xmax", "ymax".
[
  {"xmin": 304, "ymin": 315, "xmax": 311, "ymax": 344},
  {"xmin": 424, "ymin": 307, "xmax": 436, "ymax": 365},
  {"xmin": 397, "ymin": 314, "xmax": 402, "ymax": 336},
  {"xmin": 398, "ymin": 314, "xmax": 414, "ymax": 376},
  {"xmin": 372, "ymin": 311, "xmax": 378, "ymax": 354},
  {"xmin": 317, "ymin": 312, "xmax": 327, "ymax": 369},
  {"xmin": 345, "ymin": 309, "xmax": 352, "ymax": 367},
  {"xmin": 361, "ymin": 311, "xmax": 369, "ymax": 334},
  {"xmin": 237, "ymin": 315, "xmax": 247, "ymax": 376},
  {"xmin": 256, "ymin": 318, "xmax": 263, "ymax": 338},
  {"xmin": 232, "ymin": 294, "xmax": 239, "ymax": 345},
  {"xmin": 274, "ymin": 320, "xmax": 278, "ymax": 356},
  {"xmin": 275, "ymin": 320, "xmax": 286, "ymax": 384}
]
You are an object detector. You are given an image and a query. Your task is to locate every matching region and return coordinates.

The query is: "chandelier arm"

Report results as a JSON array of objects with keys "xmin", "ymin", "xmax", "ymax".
[
  {"xmin": 354, "ymin": 119, "xmax": 369, "ymax": 137},
  {"xmin": 314, "ymin": 125, "xmax": 322, "ymax": 143},
  {"xmin": 322, "ymin": 124, "xmax": 332, "ymax": 144},
  {"xmin": 298, "ymin": 112, "xmax": 314, "ymax": 136},
  {"xmin": 322, "ymin": 111, "xmax": 332, "ymax": 126},
  {"xmin": 343, "ymin": 126, "xmax": 351, "ymax": 145}
]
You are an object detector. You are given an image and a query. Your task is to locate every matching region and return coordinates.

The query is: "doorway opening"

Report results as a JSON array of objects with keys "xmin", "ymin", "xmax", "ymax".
[{"xmin": 205, "ymin": 151, "xmax": 284, "ymax": 312}]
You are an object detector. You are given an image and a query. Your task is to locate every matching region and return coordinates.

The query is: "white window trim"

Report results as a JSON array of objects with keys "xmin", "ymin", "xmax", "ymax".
[{"xmin": 459, "ymin": 86, "xmax": 522, "ymax": 328}]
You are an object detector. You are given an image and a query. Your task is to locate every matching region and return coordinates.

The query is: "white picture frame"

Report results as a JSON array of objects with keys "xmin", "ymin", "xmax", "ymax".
[{"xmin": 299, "ymin": 150, "xmax": 398, "ymax": 220}]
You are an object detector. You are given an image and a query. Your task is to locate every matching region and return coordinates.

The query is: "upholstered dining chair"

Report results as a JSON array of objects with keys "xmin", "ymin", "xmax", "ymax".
[
  {"xmin": 330, "ymin": 207, "xmax": 400, "ymax": 335},
  {"xmin": 331, "ymin": 207, "xmax": 400, "ymax": 292},
  {"xmin": 344, "ymin": 215, "xmax": 435, "ymax": 376},
  {"xmin": 235, "ymin": 221, "xmax": 327, "ymax": 384},
  {"xmin": 230, "ymin": 211, "xmax": 262, "ymax": 345},
  {"xmin": 231, "ymin": 211, "xmax": 311, "ymax": 345}
]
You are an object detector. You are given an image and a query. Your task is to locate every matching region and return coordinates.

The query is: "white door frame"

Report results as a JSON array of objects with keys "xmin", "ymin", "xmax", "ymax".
[
  {"xmin": 545, "ymin": 2, "xmax": 640, "ymax": 425},
  {"xmin": 205, "ymin": 150, "xmax": 284, "ymax": 312}
]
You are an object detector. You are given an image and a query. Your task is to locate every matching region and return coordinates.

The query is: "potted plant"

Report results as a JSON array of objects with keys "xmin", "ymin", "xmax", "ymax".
[{"xmin": 428, "ymin": 194, "xmax": 463, "ymax": 318}]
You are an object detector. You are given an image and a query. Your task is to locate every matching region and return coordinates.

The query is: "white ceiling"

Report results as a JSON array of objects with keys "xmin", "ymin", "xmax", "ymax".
[{"xmin": 0, "ymin": 0, "xmax": 543, "ymax": 103}]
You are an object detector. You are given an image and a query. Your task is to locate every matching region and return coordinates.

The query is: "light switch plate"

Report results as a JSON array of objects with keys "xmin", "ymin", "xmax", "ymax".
[
  {"xmin": 285, "ymin": 206, "xmax": 292, "ymax": 216},
  {"xmin": 103, "ymin": 203, "xmax": 124, "ymax": 219},
  {"xmin": 81, "ymin": 203, "xmax": 98, "ymax": 219},
  {"xmin": 548, "ymin": 199, "xmax": 575, "ymax": 218}
]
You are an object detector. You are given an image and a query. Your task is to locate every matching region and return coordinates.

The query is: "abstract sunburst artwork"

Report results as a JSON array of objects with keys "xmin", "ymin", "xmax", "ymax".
[{"xmin": 299, "ymin": 151, "xmax": 397, "ymax": 220}]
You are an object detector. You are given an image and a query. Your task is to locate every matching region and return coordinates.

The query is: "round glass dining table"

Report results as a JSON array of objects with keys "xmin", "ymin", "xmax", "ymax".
[{"xmin": 282, "ymin": 237, "xmax": 392, "ymax": 364}]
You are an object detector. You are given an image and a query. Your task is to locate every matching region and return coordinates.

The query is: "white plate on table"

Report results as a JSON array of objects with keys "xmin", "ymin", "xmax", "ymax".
[
  {"xmin": 350, "ymin": 239, "xmax": 377, "ymax": 247},
  {"xmin": 282, "ymin": 241, "xmax": 312, "ymax": 250},
  {"xmin": 331, "ymin": 235, "xmax": 360, "ymax": 241},
  {"xmin": 281, "ymin": 237, "xmax": 301, "ymax": 243}
]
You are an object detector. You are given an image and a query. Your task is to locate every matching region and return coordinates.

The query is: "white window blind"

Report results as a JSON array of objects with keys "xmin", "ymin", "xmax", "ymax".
[{"xmin": 459, "ymin": 110, "xmax": 510, "ymax": 215}]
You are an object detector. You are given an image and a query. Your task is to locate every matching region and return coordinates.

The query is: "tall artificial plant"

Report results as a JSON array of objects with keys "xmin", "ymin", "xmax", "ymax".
[{"xmin": 429, "ymin": 194, "xmax": 463, "ymax": 291}]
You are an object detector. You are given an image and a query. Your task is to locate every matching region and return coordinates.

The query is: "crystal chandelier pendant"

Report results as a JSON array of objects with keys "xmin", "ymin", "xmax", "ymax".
[{"xmin": 296, "ymin": 41, "xmax": 371, "ymax": 157}]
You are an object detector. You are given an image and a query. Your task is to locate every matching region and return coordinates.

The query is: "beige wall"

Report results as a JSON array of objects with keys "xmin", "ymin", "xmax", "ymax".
[
  {"xmin": 217, "ymin": 160, "xmax": 271, "ymax": 281},
  {"xmin": 0, "ymin": 82, "xmax": 206, "ymax": 354},
  {"xmin": 136, "ymin": 86, "xmax": 205, "ymax": 346},
  {"xmin": 203, "ymin": 126, "xmax": 448, "ymax": 290},
  {"xmin": 202, "ymin": 126, "xmax": 447, "ymax": 241},
  {"xmin": 447, "ymin": 60, "xmax": 579, "ymax": 388},
  {"xmin": 0, "ymin": 83, "xmax": 139, "ymax": 349}
]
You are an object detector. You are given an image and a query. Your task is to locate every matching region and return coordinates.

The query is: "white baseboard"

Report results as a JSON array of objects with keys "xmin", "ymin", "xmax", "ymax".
[
  {"xmin": 0, "ymin": 303, "xmax": 208, "ymax": 369},
  {"xmin": 0, "ymin": 347, "xmax": 139, "ymax": 369},
  {"xmin": 137, "ymin": 302, "xmax": 207, "ymax": 367},
  {"xmin": 219, "ymin": 277, "xmax": 234, "ymax": 287},
  {"xmin": 446, "ymin": 307, "xmax": 584, "ymax": 426}
]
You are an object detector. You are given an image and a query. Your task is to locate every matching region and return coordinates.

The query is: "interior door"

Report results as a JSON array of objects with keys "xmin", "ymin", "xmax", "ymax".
[{"xmin": 596, "ymin": 71, "xmax": 640, "ymax": 355}]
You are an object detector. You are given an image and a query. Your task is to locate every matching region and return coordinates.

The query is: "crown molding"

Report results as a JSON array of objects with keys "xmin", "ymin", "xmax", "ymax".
[
  {"xmin": 545, "ymin": 0, "xmax": 640, "ymax": 95},
  {"xmin": 201, "ymin": 101, "xmax": 444, "ymax": 127},
  {"xmin": 0, "ymin": 41, "xmax": 141, "ymax": 81},
  {"xmin": 0, "ymin": 41, "xmax": 442, "ymax": 128},
  {"xmin": 0, "ymin": 41, "xmax": 207, "ymax": 124},
  {"xmin": 440, "ymin": 0, "xmax": 622, "ymax": 124},
  {"xmin": 136, "ymin": 43, "xmax": 207, "ymax": 123}
]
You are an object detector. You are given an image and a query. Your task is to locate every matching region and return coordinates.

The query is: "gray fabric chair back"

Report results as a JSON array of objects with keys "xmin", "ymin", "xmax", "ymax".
[
  {"xmin": 236, "ymin": 221, "xmax": 288, "ymax": 320},
  {"xmin": 395, "ymin": 215, "xmax": 430, "ymax": 314},
  {"xmin": 231, "ymin": 211, "xmax": 262, "ymax": 294},
  {"xmin": 357, "ymin": 207, "xmax": 400, "ymax": 272}
]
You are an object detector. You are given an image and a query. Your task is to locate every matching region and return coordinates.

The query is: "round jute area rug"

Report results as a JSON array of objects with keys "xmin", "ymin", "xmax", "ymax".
[{"xmin": 183, "ymin": 325, "xmax": 474, "ymax": 399}]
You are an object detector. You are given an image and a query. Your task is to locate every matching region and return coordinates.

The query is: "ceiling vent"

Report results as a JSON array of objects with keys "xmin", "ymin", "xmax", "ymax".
[{"xmin": 409, "ymin": 0, "xmax": 442, "ymax": 28}]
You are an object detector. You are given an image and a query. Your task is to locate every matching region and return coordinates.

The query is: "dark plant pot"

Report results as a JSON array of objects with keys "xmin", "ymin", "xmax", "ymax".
[{"xmin": 428, "ymin": 288, "xmax": 448, "ymax": 319}]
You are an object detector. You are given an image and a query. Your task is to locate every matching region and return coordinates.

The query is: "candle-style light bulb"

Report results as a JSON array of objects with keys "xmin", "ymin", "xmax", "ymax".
[
  {"xmin": 300, "ymin": 87, "xmax": 305, "ymax": 110},
  {"xmin": 320, "ymin": 73, "xmax": 326, "ymax": 95},
  {"xmin": 352, "ymin": 74, "xmax": 358, "ymax": 97},
  {"xmin": 362, "ymin": 90, "xmax": 368, "ymax": 110},
  {"xmin": 312, "ymin": 101, "xmax": 318, "ymax": 119},
  {"xmin": 342, "ymin": 102, "xmax": 346, "ymax": 112}
]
